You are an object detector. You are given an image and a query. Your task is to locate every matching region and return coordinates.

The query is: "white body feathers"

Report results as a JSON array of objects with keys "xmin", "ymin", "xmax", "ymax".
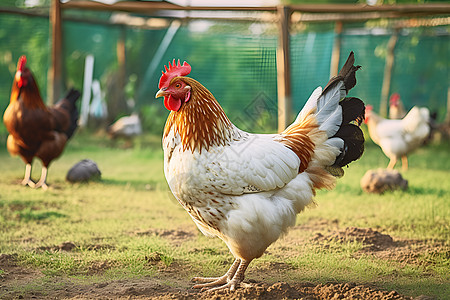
[
  {"xmin": 367, "ymin": 106, "xmax": 430, "ymax": 160},
  {"xmin": 108, "ymin": 114, "xmax": 142, "ymax": 138},
  {"xmin": 163, "ymin": 81, "xmax": 348, "ymax": 261}
]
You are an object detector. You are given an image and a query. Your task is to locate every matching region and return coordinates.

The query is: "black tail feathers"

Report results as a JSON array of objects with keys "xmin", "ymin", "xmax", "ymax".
[
  {"xmin": 65, "ymin": 88, "xmax": 81, "ymax": 106},
  {"xmin": 341, "ymin": 97, "xmax": 365, "ymax": 126},
  {"xmin": 55, "ymin": 88, "xmax": 81, "ymax": 139},
  {"xmin": 327, "ymin": 53, "xmax": 365, "ymax": 174},
  {"xmin": 323, "ymin": 51, "xmax": 361, "ymax": 95},
  {"xmin": 64, "ymin": 88, "xmax": 81, "ymax": 139}
]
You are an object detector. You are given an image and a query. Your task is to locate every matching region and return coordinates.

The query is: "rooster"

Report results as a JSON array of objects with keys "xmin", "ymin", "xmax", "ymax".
[
  {"xmin": 388, "ymin": 93, "xmax": 406, "ymax": 120},
  {"xmin": 3, "ymin": 56, "xmax": 80, "ymax": 190},
  {"xmin": 155, "ymin": 53, "xmax": 365, "ymax": 291},
  {"xmin": 365, "ymin": 105, "xmax": 430, "ymax": 170}
]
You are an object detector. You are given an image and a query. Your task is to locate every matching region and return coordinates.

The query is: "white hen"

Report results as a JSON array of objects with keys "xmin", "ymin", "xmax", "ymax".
[
  {"xmin": 365, "ymin": 105, "xmax": 430, "ymax": 170},
  {"xmin": 108, "ymin": 114, "xmax": 142, "ymax": 138}
]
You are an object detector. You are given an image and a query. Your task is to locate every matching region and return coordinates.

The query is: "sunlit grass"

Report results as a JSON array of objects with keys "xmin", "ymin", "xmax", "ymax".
[{"xmin": 0, "ymin": 132, "xmax": 449, "ymax": 298}]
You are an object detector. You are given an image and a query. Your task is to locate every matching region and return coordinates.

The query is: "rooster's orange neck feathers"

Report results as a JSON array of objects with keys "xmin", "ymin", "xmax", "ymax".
[
  {"xmin": 163, "ymin": 77, "xmax": 234, "ymax": 153},
  {"xmin": 10, "ymin": 76, "xmax": 46, "ymax": 110}
]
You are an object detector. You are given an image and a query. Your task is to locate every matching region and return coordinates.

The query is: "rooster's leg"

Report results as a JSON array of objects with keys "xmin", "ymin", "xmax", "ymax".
[
  {"xmin": 21, "ymin": 163, "xmax": 35, "ymax": 188},
  {"xmin": 387, "ymin": 157, "xmax": 397, "ymax": 169},
  {"xmin": 34, "ymin": 167, "xmax": 48, "ymax": 190},
  {"xmin": 192, "ymin": 258, "xmax": 240, "ymax": 288},
  {"xmin": 193, "ymin": 259, "xmax": 251, "ymax": 292},
  {"xmin": 401, "ymin": 155, "xmax": 408, "ymax": 171}
]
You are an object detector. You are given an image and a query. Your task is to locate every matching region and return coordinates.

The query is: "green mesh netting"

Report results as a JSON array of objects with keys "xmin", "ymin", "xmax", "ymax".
[
  {"xmin": 0, "ymin": 13, "xmax": 50, "ymax": 114},
  {"xmin": 0, "ymin": 12, "xmax": 448, "ymax": 136}
]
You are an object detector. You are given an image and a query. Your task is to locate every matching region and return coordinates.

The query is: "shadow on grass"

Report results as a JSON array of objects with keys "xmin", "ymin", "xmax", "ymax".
[
  {"xmin": 16, "ymin": 208, "xmax": 66, "ymax": 221},
  {"xmin": 0, "ymin": 199, "xmax": 44, "ymax": 209},
  {"xmin": 407, "ymin": 186, "xmax": 447, "ymax": 197},
  {"xmin": 100, "ymin": 178, "xmax": 166, "ymax": 190}
]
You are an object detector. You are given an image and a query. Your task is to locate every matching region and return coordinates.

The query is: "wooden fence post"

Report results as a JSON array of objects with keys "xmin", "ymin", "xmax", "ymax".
[
  {"xmin": 330, "ymin": 21, "xmax": 343, "ymax": 77},
  {"xmin": 380, "ymin": 30, "xmax": 398, "ymax": 118},
  {"xmin": 49, "ymin": 0, "xmax": 62, "ymax": 105},
  {"xmin": 277, "ymin": 5, "xmax": 292, "ymax": 133},
  {"xmin": 117, "ymin": 25, "xmax": 126, "ymax": 105}
]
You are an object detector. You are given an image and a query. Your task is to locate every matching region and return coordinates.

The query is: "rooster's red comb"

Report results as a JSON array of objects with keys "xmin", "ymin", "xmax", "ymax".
[
  {"xmin": 389, "ymin": 93, "xmax": 400, "ymax": 103},
  {"xmin": 17, "ymin": 55, "xmax": 27, "ymax": 72},
  {"xmin": 159, "ymin": 59, "xmax": 191, "ymax": 89}
]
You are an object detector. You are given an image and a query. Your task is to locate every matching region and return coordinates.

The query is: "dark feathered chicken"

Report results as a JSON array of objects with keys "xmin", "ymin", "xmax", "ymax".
[{"xmin": 3, "ymin": 56, "xmax": 80, "ymax": 189}]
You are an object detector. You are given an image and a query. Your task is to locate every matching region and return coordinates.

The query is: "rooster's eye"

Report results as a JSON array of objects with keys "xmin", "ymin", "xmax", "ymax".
[{"xmin": 175, "ymin": 83, "xmax": 181, "ymax": 88}]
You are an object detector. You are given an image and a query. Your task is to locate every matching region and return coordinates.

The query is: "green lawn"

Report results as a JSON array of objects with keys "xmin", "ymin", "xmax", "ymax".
[{"xmin": 0, "ymin": 132, "xmax": 449, "ymax": 298}]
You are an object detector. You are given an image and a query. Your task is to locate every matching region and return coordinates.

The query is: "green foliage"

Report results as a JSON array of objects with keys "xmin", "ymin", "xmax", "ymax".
[
  {"xmin": 140, "ymin": 104, "xmax": 168, "ymax": 135},
  {"xmin": 0, "ymin": 13, "xmax": 50, "ymax": 138}
]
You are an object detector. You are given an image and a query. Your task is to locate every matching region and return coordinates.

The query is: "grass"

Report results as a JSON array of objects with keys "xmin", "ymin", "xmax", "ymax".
[{"xmin": 0, "ymin": 131, "xmax": 449, "ymax": 298}]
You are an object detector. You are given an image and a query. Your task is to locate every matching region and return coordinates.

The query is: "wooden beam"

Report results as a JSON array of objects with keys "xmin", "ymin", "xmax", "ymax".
[
  {"xmin": 49, "ymin": 0, "xmax": 62, "ymax": 105},
  {"xmin": 6, "ymin": 3, "xmax": 447, "ymax": 23},
  {"xmin": 60, "ymin": 1, "xmax": 450, "ymax": 15},
  {"xmin": 292, "ymin": 12, "xmax": 450, "ymax": 24},
  {"xmin": 380, "ymin": 31, "xmax": 398, "ymax": 118},
  {"xmin": 289, "ymin": 3, "xmax": 450, "ymax": 14},
  {"xmin": 329, "ymin": 21, "xmax": 343, "ymax": 78},
  {"xmin": 61, "ymin": 0, "xmax": 186, "ymax": 13},
  {"xmin": 277, "ymin": 6, "xmax": 291, "ymax": 133},
  {"xmin": 0, "ymin": 6, "xmax": 48, "ymax": 18}
]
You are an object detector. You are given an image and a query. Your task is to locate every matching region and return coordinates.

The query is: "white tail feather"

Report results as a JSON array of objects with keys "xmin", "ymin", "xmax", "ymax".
[
  {"xmin": 315, "ymin": 82, "xmax": 345, "ymax": 138},
  {"xmin": 296, "ymin": 87, "xmax": 322, "ymax": 123}
]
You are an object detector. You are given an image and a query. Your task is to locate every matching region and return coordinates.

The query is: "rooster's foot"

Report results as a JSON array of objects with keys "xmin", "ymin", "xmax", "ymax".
[
  {"xmin": 202, "ymin": 278, "xmax": 248, "ymax": 292},
  {"xmin": 192, "ymin": 258, "xmax": 240, "ymax": 289},
  {"xmin": 34, "ymin": 181, "xmax": 48, "ymax": 190},
  {"xmin": 21, "ymin": 179, "xmax": 35, "ymax": 188},
  {"xmin": 192, "ymin": 258, "xmax": 250, "ymax": 292},
  {"xmin": 192, "ymin": 274, "xmax": 229, "ymax": 289},
  {"xmin": 34, "ymin": 167, "xmax": 48, "ymax": 190}
]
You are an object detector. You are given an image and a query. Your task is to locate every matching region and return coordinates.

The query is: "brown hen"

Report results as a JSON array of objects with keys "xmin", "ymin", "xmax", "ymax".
[{"xmin": 3, "ymin": 56, "xmax": 80, "ymax": 189}]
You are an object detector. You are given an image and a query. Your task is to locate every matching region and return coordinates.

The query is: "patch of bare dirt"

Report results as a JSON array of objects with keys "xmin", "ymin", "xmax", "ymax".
[
  {"xmin": 0, "ymin": 253, "xmax": 44, "ymax": 297},
  {"xmin": 132, "ymin": 228, "xmax": 197, "ymax": 245},
  {"xmin": 168, "ymin": 281, "xmax": 410, "ymax": 300},
  {"xmin": 64, "ymin": 280, "xmax": 416, "ymax": 299},
  {"xmin": 312, "ymin": 226, "xmax": 448, "ymax": 268},
  {"xmin": 313, "ymin": 227, "xmax": 396, "ymax": 251},
  {"xmin": 87, "ymin": 260, "xmax": 116, "ymax": 275},
  {"xmin": 36, "ymin": 241, "xmax": 115, "ymax": 252}
]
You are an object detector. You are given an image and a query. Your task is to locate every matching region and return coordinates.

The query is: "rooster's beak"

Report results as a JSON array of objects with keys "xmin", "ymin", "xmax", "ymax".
[{"xmin": 155, "ymin": 88, "xmax": 167, "ymax": 98}]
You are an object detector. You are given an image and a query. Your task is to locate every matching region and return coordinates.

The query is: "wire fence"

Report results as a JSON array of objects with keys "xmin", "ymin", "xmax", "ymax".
[{"xmin": 0, "ymin": 6, "xmax": 448, "ymax": 136}]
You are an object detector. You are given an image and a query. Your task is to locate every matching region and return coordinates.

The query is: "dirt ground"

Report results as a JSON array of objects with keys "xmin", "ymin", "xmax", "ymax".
[{"xmin": 0, "ymin": 224, "xmax": 444, "ymax": 299}]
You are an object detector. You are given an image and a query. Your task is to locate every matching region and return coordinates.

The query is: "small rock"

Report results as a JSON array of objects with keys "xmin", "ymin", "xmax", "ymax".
[
  {"xmin": 360, "ymin": 169, "xmax": 408, "ymax": 194},
  {"xmin": 66, "ymin": 159, "xmax": 101, "ymax": 183}
]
